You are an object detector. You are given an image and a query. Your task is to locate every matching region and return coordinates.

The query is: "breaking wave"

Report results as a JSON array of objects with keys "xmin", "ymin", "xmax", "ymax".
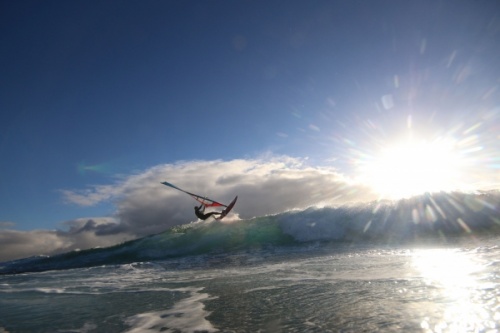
[{"xmin": 1, "ymin": 191, "xmax": 499, "ymax": 275}]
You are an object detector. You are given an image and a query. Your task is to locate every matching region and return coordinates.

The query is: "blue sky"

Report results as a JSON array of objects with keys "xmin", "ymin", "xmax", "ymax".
[{"xmin": 1, "ymin": 1, "xmax": 499, "ymax": 260}]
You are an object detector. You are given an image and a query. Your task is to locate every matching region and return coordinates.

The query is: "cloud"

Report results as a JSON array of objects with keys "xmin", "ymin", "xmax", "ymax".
[
  {"xmin": 60, "ymin": 184, "xmax": 121, "ymax": 206},
  {"xmin": 0, "ymin": 221, "xmax": 16, "ymax": 229},
  {"xmin": 0, "ymin": 217, "xmax": 134, "ymax": 262},
  {"xmin": 0, "ymin": 156, "xmax": 376, "ymax": 262}
]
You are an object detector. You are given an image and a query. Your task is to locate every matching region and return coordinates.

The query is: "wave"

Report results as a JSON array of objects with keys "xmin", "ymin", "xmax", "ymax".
[{"xmin": 1, "ymin": 191, "xmax": 499, "ymax": 275}]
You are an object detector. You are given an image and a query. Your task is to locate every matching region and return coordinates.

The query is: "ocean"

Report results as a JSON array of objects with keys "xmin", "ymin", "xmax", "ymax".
[{"xmin": 1, "ymin": 192, "xmax": 500, "ymax": 332}]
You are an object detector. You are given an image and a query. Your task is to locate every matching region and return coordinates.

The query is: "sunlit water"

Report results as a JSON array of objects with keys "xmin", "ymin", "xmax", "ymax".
[{"xmin": 1, "ymin": 238, "xmax": 499, "ymax": 333}]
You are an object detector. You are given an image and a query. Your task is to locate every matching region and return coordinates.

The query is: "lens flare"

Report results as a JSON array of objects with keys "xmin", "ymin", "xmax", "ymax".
[{"xmin": 77, "ymin": 162, "xmax": 112, "ymax": 176}]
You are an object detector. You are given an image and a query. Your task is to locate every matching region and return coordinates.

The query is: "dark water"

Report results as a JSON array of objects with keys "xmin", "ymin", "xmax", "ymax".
[{"xmin": 1, "ymin": 240, "xmax": 499, "ymax": 332}]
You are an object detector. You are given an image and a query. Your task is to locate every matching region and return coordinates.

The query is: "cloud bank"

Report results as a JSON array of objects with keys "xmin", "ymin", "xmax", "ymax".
[{"xmin": 0, "ymin": 157, "xmax": 376, "ymax": 262}]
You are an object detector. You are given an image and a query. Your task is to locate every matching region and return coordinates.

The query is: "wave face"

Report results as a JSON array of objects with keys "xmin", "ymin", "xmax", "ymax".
[{"xmin": 1, "ymin": 191, "xmax": 499, "ymax": 274}]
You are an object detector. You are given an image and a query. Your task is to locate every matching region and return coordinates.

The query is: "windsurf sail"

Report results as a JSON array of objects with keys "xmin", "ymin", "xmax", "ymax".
[{"xmin": 161, "ymin": 181, "xmax": 227, "ymax": 208}]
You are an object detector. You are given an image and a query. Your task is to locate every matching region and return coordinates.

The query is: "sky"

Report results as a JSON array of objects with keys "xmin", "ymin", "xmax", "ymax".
[{"xmin": 1, "ymin": 0, "xmax": 500, "ymax": 261}]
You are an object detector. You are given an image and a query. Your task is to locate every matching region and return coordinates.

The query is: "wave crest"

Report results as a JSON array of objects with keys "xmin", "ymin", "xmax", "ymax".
[{"xmin": 2, "ymin": 191, "xmax": 499, "ymax": 274}]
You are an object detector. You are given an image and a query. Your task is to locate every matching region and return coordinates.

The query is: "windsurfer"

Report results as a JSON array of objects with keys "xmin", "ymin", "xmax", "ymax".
[{"xmin": 194, "ymin": 203, "xmax": 222, "ymax": 220}]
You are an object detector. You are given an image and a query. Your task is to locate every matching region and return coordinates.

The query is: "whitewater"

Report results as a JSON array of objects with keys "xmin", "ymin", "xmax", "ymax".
[{"xmin": 1, "ymin": 192, "xmax": 500, "ymax": 332}]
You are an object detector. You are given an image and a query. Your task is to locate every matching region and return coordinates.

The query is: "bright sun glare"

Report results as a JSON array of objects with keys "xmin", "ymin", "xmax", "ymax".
[
  {"xmin": 412, "ymin": 249, "xmax": 493, "ymax": 332},
  {"xmin": 360, "ymin": 138, "xmax": 465, "ymax": 199}
]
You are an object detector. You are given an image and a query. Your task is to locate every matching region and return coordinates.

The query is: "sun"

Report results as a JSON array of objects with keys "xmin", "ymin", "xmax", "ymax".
[{"xmin": 359, "ymin": 137, "xmax": 465, "ymax": 199}]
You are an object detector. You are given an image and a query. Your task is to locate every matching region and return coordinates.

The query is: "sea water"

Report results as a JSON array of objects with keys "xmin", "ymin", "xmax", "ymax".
[
  {"xmin": 1, "ymin": 241, "xmax": 499, "ymax": 332},
  {"xmin": 1, "ymin": 193, "xmax": 500, "ymax": 332}
]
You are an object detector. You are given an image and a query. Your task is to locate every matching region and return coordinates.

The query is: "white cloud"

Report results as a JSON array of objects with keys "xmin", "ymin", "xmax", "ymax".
[
  {"xmin": 60, "ymin": 184, "xmax": 122, "ymax": 206},
  {"xmin": 0, "ymin": 156, "xmax": 376, "ymax": 262}
]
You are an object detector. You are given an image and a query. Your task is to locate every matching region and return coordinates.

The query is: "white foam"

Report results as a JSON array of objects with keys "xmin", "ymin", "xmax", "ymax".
[
  {"xmin": 123, "ymin": 287, "xmax": 217, "ymax": 333},
  {"xmin": 35, "ymin": 287, "xmax": 66, "ymax": 294}
]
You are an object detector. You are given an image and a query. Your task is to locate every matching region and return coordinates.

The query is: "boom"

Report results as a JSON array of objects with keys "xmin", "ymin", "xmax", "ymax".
[{"xmin": 161, "ymin": 181, "xmax": 227, "ymax": 208}]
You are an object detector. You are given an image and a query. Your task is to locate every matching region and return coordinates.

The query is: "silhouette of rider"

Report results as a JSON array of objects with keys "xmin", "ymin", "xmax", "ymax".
[{"xmin": 194, "ymin": 203, "xmax": 222, "ymax": 220}]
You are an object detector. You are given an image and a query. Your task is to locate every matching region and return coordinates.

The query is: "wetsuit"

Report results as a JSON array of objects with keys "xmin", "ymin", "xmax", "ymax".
[{"xmin": 194, "ymin": 204, "xmax": 221, "ymax": 220}]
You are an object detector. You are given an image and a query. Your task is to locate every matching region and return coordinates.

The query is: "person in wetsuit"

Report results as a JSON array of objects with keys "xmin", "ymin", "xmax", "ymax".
[{"xmin": 194, "ymin": 203, "xmax": 222, "ymax": 220}]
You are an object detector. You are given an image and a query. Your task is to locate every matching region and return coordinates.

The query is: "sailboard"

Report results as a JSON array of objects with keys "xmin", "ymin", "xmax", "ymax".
[
  {"xmin": 216, "ymin": 196, "xmax": 238, "ymax": 220},
  {"xmin": 161, "ymin": 181, "xmax": 227, "ymax": 208}
]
